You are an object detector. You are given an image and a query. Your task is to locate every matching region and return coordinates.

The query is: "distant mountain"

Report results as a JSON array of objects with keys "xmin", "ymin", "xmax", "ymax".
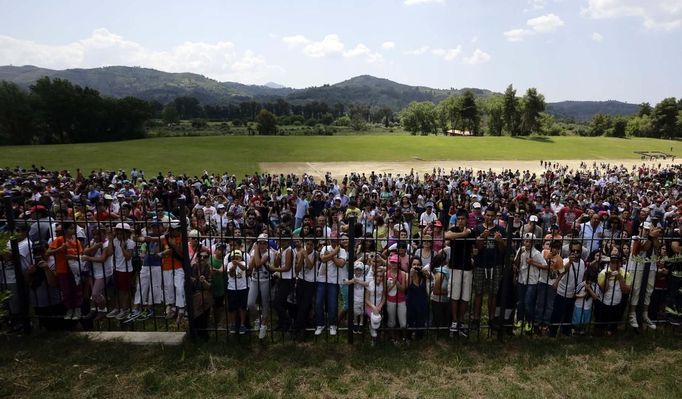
[
  {"xmin": 546, "ymin": 100, "xmax": 640, "ymax": 122},
  {"xmin": 264, "ymin": 82, "xmax": 286, "ymax": 89},
  {"xmin": 0, "ymin": 65, "xmax": 641, "ymax": 119},
  {"xmin": 286, "ymin": 75, "xmax": 494, "ymax": 109}
]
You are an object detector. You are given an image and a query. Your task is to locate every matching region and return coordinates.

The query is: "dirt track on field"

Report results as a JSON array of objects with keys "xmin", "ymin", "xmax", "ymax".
[{"xmin": 260, "ymin": 159, "xmax": 679, "ymax": 180}]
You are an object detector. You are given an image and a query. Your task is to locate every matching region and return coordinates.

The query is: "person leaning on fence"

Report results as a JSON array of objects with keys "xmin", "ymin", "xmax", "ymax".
[
  {"xmin": 406, "ymin": 257, "xmax": 429, "ymax": 339},
  {"xmin": 272, "ymin": 230, "xmax": 297, "ymax": 332},
  {"xmin": 444, "ymin": 209, "xmax": 474, "ymax": 336},
  {"xmin": 550, "ymin": 241, "xmax": 586, "ymax": 337},
  {"xmin": 513, "ymin": 233, "xmax": 546, "ymax": 334},
  {"xmin": 144, "ymin": 220, "xmax": 186, "ymax": 323},
  {"xmin": 572, "ymin": 266, "xmax": 601, "ymax": 335},
  {"xmin": 190, "ymin": 247, "xmax": 213, "ymax": 338},
  {"xmin": 536, "ymin": 240, "xmax": 563, "ymax": 334},
  {"xmin": 343, "ymin": 260, "xmax": 369, "ymax": 334},
  {"xmin": 24, "ymin": 240, "xmax": 63, "ymax": 330},
  {"xmin": 248, "ymin": 233, "xmax": 279, "ymax": 340},
  {"xmin": 365, "ymin": 266, "xmax": 386, "ymax": 340},
  {"xmin": 128, "ymin": 221, "xmax": 164, "ymax": 322},
  {"xmin": 45, "ymin": 222, "xmax": 84, "ymax": 321},
  {"xmin": 104, "ymin": 223, "xmax": 135, "ymax": 321},
  {"xmin": 226, "ymin": 249, "xmax": 249, "ymax": 334},
  {"xmin": 472, "ymin": 206, "xmax": 507, "ymax": 331},
  {"xmin": 626, "ymin": 221, "xmax": 661, "ymax": 330},
  {"xmin": 80, "ymin": 225, "xmax": 113, "ymax": 316},
  {"xmin": 315, "ymin": 233, "xmax": 348, "ymax": 337},
  {"xmin": 663, "ymin": 217, "xmax": 682, "ymax": 324},
  {"xmin": 595, "ymin": 254, "xmax": 632, "ymax": 335}
]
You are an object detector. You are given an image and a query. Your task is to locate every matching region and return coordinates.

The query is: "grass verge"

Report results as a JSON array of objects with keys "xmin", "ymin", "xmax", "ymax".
[{"xmin": 1, "ymin": 331, "xmax": 681, "ymax": 398}]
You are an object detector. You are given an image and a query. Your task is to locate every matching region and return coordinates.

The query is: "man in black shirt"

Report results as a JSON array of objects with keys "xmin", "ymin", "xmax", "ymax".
[
  {"xmin": 472, "ymin": 207, "xmax": 507, "ymax": 329},
  {"xmin": 444, "ymin": 209, "xmax": 474, "ymax": 336}
]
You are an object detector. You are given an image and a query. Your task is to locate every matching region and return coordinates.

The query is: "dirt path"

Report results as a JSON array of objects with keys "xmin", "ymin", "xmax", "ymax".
[{"xmin": 260, "ymin": 159, "xmax": 680, "ymax": 180}]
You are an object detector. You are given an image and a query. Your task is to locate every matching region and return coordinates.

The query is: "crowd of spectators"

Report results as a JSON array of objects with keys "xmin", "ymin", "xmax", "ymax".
[{"xmin": 1, "ymin": 161, "xmax": 681, "ymax": 342}]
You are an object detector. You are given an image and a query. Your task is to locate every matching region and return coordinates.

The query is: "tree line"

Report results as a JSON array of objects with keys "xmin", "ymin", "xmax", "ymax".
[
  {"xmin": 1, "ymin": 77, "xmax": 680, "ymax": 145},
  {"xmin": 399, "ymin": 85, "xmax": 681, "ymax": 139},
  {"xmin": 400, "ymin": 85, "xmax": 546, "ymax": 136},
  {"xmin": 0, "ymin": 78, "xmax": 153, "ymax": 145}
]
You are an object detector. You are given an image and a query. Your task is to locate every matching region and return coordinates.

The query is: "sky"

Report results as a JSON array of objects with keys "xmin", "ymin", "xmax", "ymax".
[{"xmin": 0, "ymin": 0, "xmax": 681, "ymax": 103}]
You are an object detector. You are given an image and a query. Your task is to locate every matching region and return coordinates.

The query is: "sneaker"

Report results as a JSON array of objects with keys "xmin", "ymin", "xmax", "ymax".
[
  {"xmin": 524, "ymin": 322, "xmax": 533, "ymax": 333},
  {"xmin": 514, "ymin": 320, "xmax": 523, "ymax": 329},
  {"xmin": 459, "ymin": 324, "xmax": 469, "ymax": 338},
  {"xmin": 72, "ymin": 308, "xmax": 82, "ymax": 320},
  {"xmin": 229, "ymin": 324, "xmax": 237, "ymax": 334},
  {"xmin": 329, "ymin": 325, "xmax": 338, "ymax": 336},
  {"xmin": 370, "ymin": 328, "xmax": 378, "ymax": 338},
  {"xmin": 97, "ymin": 307, "xmax": 108, "ymax": 313},
  {"xmin": 116, "ymin": 309, "xmax": 130, "ymax": 321},
  {"xmin": 64, "ymin": 309, "xmax": 74, "ymax": 320},
  {"xmin": 124, "ymin": 309, "xmax": 142, "ymax": 323},
  {"xmin": 165, "ymin": 307, "xmax": 176, "ymax": 320},
  {"xmin": 449, "ymin": 322, "xmax": 459, "ymax": 333},
  {"xmin": 105, "ymin": 308, "xmax": 120, "ymax": 319},
  {"xmin": 628, "ymin": 314, "xmax": 639, "ymax": 328},
  {"xmin": 239, "ymin": 326, "xmax": 247, "ymax": 335},
  {"xmin": 258, "ymin": 325, "xmax": 267, "ymax": 339},
  {"xmin": 642, "ymin": 316, "xmax": 656, "ymax": 330},
  {"xmin": 314, "ymin": 326, "xmax": 325, "ymax": 336},
  {"xmin": 668, "ymin": 316, "xmax": 681, "ymax": 326},
  {"xmin": 137, "ymin": 308, "xmax": 152, "ymax": 321}
]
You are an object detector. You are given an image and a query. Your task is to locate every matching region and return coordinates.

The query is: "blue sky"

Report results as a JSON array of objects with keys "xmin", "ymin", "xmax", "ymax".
[{"xmin": 0, "ymin": 0, "xmax": 680, "ymax": 103}]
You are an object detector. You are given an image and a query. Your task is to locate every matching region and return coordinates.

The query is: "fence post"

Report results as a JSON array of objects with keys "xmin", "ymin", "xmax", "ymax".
[
  {"xmin": 177, "ymin": 199, "xmax": 195, "ymax": 340},
  {"xmin": 497, "ymin": 214, "xmax": 514, "ymax": 342},
  {"xmin": 346, "ymin": 217, "xmax": 356, "ymax": 344},
  {"xmin": 3, "ymin": 196, "xmax": 31, "ymax": 333}
]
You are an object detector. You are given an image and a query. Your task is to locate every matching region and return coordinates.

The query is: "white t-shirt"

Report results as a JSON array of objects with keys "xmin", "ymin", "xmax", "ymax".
[
  {"xmin": 279, "ymin": 247, "xmax": 297, "ymax": 280},
  {"xmin": 296, "ymin": 249, "xmax": 319, "ymax": 283},
  {"xmin": 517, "ymin": 247, "xmax": 546, "ymax": 285},
  {"xmin": 419, "ymin": 211, "xmax": 437, "ymax": 226},
  {"xmin": 113, "ymin": 238, "xmax": 136, "ymax": 272},
  {"xmin": 91, "ymin": 239, "xmax": 114, "ymax": 279},
  {"xmin": 574, "ymin": 281, "xmax": 600, "ymax": 310},
  {"xmin": 249, "ymin": 247, "xmax": 276, "ymax": 281},
  {"xmin": 556, "ymin": 258, "xmax": 585, "ymax": 298},
  {"xmin": 226, "ymin": 260, "xmax": 249, "ymax": 290},
  {"xmin": 318, "ymin": 245, "xmax": 348, "ymax": 284},
  {"xmin": 366, "ymin": 281, "xmax": 384, "ymax": 307}
]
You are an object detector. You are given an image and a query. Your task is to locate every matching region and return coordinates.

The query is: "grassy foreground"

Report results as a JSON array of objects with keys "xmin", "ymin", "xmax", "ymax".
[
  {"xmin": 1, "ymin": 136, "xmax": 680, "ymax": 177},
  {"xmin": 1, "ymin": 333, "xmax": 681, "ymax": 398}
]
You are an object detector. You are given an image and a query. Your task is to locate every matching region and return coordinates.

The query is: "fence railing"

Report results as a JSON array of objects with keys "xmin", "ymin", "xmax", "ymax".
[{"xmin": 1, "ymin": 196, "xmax": 681, "ymax": 344}]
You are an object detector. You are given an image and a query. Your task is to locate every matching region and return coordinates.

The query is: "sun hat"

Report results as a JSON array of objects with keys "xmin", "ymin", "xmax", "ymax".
[{"xmin": 370, "ymin": 312, "xmax": 382, "ymax": 330}]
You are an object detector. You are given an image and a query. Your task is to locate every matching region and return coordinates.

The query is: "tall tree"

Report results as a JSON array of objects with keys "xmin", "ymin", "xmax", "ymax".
[
  {"xmin": 255, "ymin": 109, "xmax": 278, "ymax": 135},
  {"xmin": 0, "ymin": 81, "xmax": 35, "ymax": 145},
  {"xmin": 520, "ymin": 88, "xmax": 545, "ymax": 135},
  {"xmin": 502, "ymin": 84, "xmax": 521, "ymax": 136},
  {"xmin": 400, "ymin": 101, "xmax": 438, "ymax": 135},
  {"xmin": 484, "ymin": 96, "xmax": 504, "ymax": 136},
  {"xmin": 652, "ymin": 97, "xmax": 679, "ymax": 139},
  {"xmin": 460, "ymin": 90, "xmax": 480, "ymax": 135}
]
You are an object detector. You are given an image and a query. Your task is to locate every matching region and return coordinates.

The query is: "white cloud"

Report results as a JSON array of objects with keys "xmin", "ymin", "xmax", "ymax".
[
  {"xmin": 281, "ymin": 35, "xmax": 310, "ymax": 47},
  {"xmin": 343, "ymin": 43, "xmax": 384, "ymax": 63},
  {"xmin": 281, "ymin": 33, "xmax": 382, "ymax": 62},
  {"xmin": 591, "ymin": 32, "xmax": 604, "ymax": 42},
  {"xmin": 431, "ymin": 46, "xmax": 462, "ymax": 61},
  {"xmin": 463, "ymin": 49, "xmax": 491, "ymax": 65},
  {"xmin": 0, "ymin": 28, "xmax": 283, "ymax": 83},
  {"xmin": 405, "ymin": 45, "xmax": 431, "ymax": 55},
  {"xmin": 404, "ymin": 0, "xmax": 445, "ymax": 5},
  {"xmin": 381, "ymin": 41, "xmax": 396, "ymax": 49},
  {"xmin": 527, "ymin": 13, "xmax": 565, "ymax": 32},
  {"xmin": 582, "ymin": 0, "xmax": 682, "ymax": 31},
  {"xmin": 528, "ymin": 0, "xmax": 547, "ymax": 10},
  {"xmin": 504, "ymin": 28, "xmax": 533, "ymax": 42},
  {"xmin": 470, "ymin": 36, "xmax": 479, "ymax": 43},
  {"xmin": 504, "ymin": 13, "xmax": 565, "ymax": 41}
]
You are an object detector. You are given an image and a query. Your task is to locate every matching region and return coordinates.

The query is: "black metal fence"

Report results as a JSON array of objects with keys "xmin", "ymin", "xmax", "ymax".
[{"xmin": 1, "ymin": 196, "xmax": 681, "ymax": 344}]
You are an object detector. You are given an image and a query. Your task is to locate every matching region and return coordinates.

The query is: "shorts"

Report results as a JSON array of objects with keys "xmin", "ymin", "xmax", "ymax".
[
  {"xmin": 227, "ymin": 289, "xmax": 248, "ymax": 312},
  {"xmin": 448, "ymin": 269, "xmax": 473, "ymax": 302},
  {"xmin": 572, "ymin": 306, "xmax": 592, "ymax": 326},
  {"xmin": 114, "ymin": 270, "xmax": 133, "ymax": 291},
  {"xmin": 473, "ymin": 266, "xmax": 502, "ymax": 295}
]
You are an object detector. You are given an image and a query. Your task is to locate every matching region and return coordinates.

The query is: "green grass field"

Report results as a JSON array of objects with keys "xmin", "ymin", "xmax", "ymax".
[
  {"xmin": 2, "ymin": 136, "xmax": 680, "ymax": 177},
  {"xmin": 1, "ymin": 333, "xmax": 681, "ymax": 398}
]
